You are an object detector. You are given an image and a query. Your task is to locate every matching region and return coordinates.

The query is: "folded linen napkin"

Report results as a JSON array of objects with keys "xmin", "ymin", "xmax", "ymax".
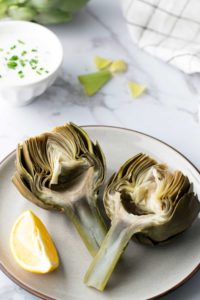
[{"xmin": 122, "ymin": 0, "xmax": 200, "ymax": 74}]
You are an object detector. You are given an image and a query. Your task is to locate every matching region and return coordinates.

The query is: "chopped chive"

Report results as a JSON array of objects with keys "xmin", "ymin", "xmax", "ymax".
[
  {"xmin": 21, "ymin": 50, "xmax": 27, "ymax": 56},
  {"xmin": 1, "ymin": 39, "xmax": 48, "ymax": 78},
  {"xmin": 18, "ymin": 70, "xmax": 24, "ymax": 78},
  {"xmin": 18, "ymin": 40, "xmax": 25, "ymax": 44},
  {"xmin": 30, "ymin": 59, "xmax": 38, "ymax": 65},
  {"xmin": 10, "ymin": 55, "xmax": 18, "ymax": 61},
  {"xmin": 7, "ymin": 61, "xmax": 18, "ymax": 69},
  {"xmin": 19, "ymin": 59, "xmax": 26, "ymax": 67}
]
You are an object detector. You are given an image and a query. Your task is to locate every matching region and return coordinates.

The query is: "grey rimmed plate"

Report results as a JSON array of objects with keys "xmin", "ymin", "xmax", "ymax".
[{"xmin": 0, "ymin": 126, "xmax": 200, "ymax": 300}]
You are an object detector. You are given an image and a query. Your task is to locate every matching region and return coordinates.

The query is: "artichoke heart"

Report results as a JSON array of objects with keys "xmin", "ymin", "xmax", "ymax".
[
  {"xmin": 84, "ymin": 153, "xmax": 200, "ymax": 291},
  {"xmin": 12, "ymin": 123, "xmax": 107, "ymax": 256}
]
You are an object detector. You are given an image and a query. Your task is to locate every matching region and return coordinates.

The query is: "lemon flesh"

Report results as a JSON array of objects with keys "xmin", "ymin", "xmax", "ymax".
[{"xmin": 10, "ymin": 210, "xmax": 59, "ymax": 273}]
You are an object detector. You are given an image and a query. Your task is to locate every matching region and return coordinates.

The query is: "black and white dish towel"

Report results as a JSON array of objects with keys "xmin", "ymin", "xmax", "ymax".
[{"xmin": 122, "ymin": 0, "xmax": 200, "ymax": 74}]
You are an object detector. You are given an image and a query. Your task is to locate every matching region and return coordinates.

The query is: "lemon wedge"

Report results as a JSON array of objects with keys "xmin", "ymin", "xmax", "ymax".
[{"xmin": 10, "ymin": 210, "xmax": 59, "ymax": 273}]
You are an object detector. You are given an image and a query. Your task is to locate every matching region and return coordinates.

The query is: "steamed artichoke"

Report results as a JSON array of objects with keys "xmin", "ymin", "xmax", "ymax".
[
  {"xmin": 0, "ymin": 0, "xmax": 89, "ymax": 24},
  {"xmin": 84, "ymin": 153, "xmax": 200, "ymax": 290},
  {"xmin": 12, "ymin": 123, "xmax": 107, "ymax": 256}
]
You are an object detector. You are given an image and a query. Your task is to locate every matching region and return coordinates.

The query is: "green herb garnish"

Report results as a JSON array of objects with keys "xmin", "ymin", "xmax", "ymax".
[
  {"xmin": 18, "ymin": 70, "xmax": 24, "ymax": 78},
  {"xmin": 18, "ymin": 40, "xmax": 25, "ymax": 45},
  {"xmin": 21, "ymin": 51, "xmax": 27, "ymax": 56},
  {"xmin": 10, "ymin": 55, "xmax": 18, "ymax": 61},
  {"xmin": 7, "ymin": 61, "xmax": 18, "ymax": 69},
  {"xmin": 30, "ymin": 59, "xmax": 38, "ymax": 65},
  {"xmin": 19, "ymin": 59, "xmax": 26, "ymax": 67},
  {"xmin": 2, "ymin": 39, "xmax": 49, "ymax": 79}
]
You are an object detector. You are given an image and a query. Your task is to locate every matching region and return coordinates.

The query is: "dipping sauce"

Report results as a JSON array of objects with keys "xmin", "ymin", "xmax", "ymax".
[{"xmin": 0, "ymin": 39, "xmax": 52, "ymax": 82}]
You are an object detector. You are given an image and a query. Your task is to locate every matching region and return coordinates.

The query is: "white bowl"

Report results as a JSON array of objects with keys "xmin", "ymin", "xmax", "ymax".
[{"xmin": 0, "ymin": 21, "xmax": 63, "ymax": 106}]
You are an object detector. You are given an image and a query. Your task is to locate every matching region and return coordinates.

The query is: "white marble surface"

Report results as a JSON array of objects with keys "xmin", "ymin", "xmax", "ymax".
[{"xmin": 0, "ymin": 0, "xmax": 200, "ymax": 299}]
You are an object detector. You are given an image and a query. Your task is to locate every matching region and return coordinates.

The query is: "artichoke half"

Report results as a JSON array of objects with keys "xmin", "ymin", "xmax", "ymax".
[
  {"xmin": 84, "ymin": 153, "xmax": 200, "ymax": 291},
  {"xmin": 12, "ymin": 123, "xmax": 107, "ymax": 256},
  {"xmin": 0, "ymin": 0, "xmax": 89, "ymax": 24}
]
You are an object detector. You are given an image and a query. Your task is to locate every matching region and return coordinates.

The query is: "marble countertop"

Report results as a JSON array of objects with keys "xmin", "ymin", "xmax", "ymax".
[{"xmin": 0, "ymin": 0, "xmax": 200, "ymax": 299}]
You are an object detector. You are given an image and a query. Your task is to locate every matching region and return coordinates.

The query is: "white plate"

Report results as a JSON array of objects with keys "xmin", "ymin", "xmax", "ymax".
[{"xmin": 0, "ymin": 126, "xmax": 200, "ymax": 300}]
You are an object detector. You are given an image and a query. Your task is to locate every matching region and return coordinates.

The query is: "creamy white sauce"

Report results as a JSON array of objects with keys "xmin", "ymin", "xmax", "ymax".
[{"xmin": 0, "ymin": 38, "xmax": 53, "ymax": 82}]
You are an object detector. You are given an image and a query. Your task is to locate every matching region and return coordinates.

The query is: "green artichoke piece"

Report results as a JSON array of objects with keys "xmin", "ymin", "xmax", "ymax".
[
  {"xmin": 84, "ymin": 153, "xmax": 200, "ymax": 290},
  {"xmin": 12, "ymin": 123, "xmax": 107, "ymax": 256},
  {"xmin": 0, "ymin": 0, "xmax": 89, "ymax": 24},
  {"xmin": 78, "ymin": 70, "xmax": 112, "ymax": 96}
]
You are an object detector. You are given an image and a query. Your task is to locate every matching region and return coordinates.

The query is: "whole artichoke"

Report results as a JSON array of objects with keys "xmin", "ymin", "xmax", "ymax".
[
  {"xmin": 84, "ymin": 153, "xmax": 200, "ymax": 291},
  {"xmin": 12, "ymin": 123, "xmax": 107, "ymax": 256},
  {"xmin": 0, "ymin": 0, "xmax": 89, "ymax": 24}
]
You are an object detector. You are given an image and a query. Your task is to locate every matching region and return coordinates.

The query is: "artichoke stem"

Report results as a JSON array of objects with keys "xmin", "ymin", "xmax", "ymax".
[
  {"xmin": 65, "ymin": 197, "xmax": 107, "ymax": 257},
  {"xmin": 84, "ymin": 218, "xmax": 133, "ymax": 291}
]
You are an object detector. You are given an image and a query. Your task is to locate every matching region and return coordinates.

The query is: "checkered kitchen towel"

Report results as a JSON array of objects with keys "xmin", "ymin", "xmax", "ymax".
[{"xmin": 122, "ymin": 0, "xmax": 200, "ymax": 74}]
